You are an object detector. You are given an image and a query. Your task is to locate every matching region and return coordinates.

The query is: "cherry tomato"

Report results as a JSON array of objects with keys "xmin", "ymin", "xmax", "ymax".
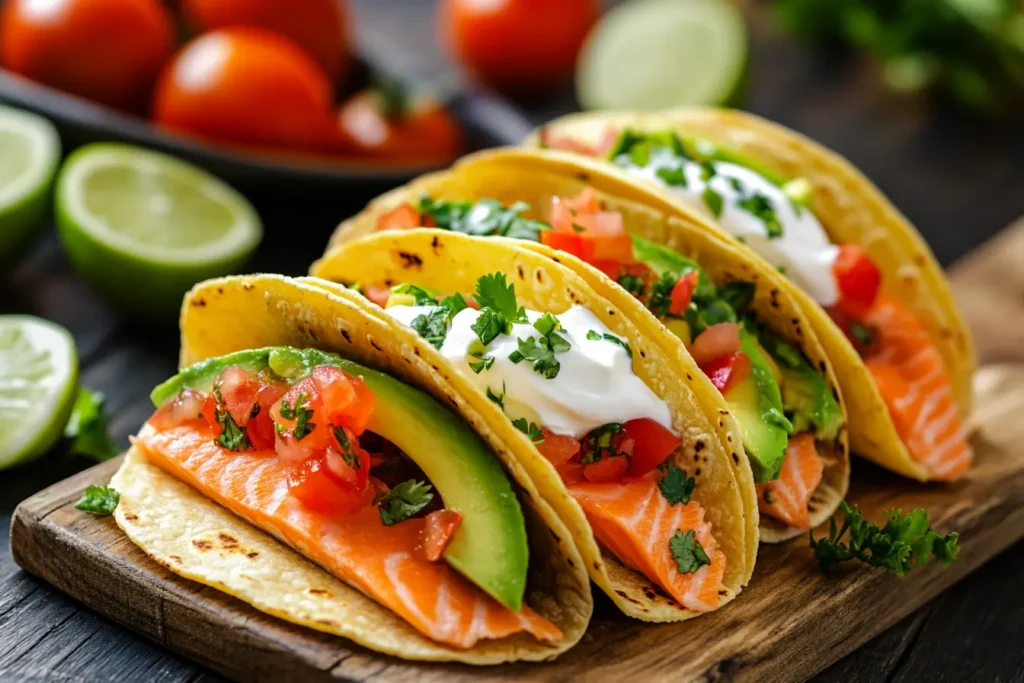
[
  {"xmin": 701, "ymin": 351, "xmax": 751, "ymax": 394},
  {"xmin": 582, "ymin": 456, "xmax": 629, "ymax": 483},
  {"xmin": 148, "ymin": 388, "xmax": 207, "ymax": 431},
  {"xmin": 287, "ymin": 451, "xmax": 364, "ymax": 515},
  {"xmin": 363, "ymin": 282, "xmax": 393, "ymax": 308},
  {"xmin": 421, "ymin": 509, "xmax": 462, "ymax": 562},
  {"xmin": 439, "ymin": 0, "xmax": 599, "ymax": 95},
  {"xmin": 0, "ymin": 0, "xmax": 174, "ymax": 111},
  {"xmin": 333, "ymin": 89, "xmax": 462, "ymax": 164},
  {"xmin": 689, "ymin": 322, "xmax": 741, "ymax": 366},
  {"xmin": 623, "ymin": 418, "xmax": 680, "ymax": 476},
  {"xmin": 181, "ymin": 0, "xmax": 352, "ymax": 83},
  {"xmin": 376, "ymin": 204, "xmax": 424, "ymax": 231},
  {"xmin": 153, "ymin": 27, "xmax": 334, "ymax": 151},
  {"xmin": 668, "ymin": 272, "xmax": 699, "ymax": 317},
  {"xmin": 535, "ymin": 429, "xmax": 580, "ymax": 466},
  {"xmin": 832, "ymin": 244, "xmax": 882, "ymax": 318}
]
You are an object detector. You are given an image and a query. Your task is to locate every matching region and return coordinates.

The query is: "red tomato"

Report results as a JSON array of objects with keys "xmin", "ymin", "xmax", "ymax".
[
  {"xmin": 563, "ymin": 188, "xmax": 602, "ymax": 215},
  {"xmin": 271, "ymin": 377, "xmax": 332, "ymax": 449},
  {"xmin": 311, "ymin": 365, "xmax": 356, "ymax": 421},
  {"xmin": 668, "ymin": 272, "xmax": 699, "ymax": 316},
  {"xmin": 701, "ymin": 351, "xmax": 751, "ymax": 394},
  {"xmin": 439, "ymin": 0, "xmax": 600, "ymax": 95},
  {"xmin": 535, "ymin": 429, "xmax": 581, "ymax": 466},
  {"xmin": 0, "ymin": 0, "xmax": 174, "ymax": 111},
  {"xmin": 421, "ymin": 509, "xmax": 462, "ymax": 562},
  {"xmin": 540, "ymin": 230, "xmax": 585, "ymax": 258},
  {"xmin": 181, "ymin": 0, "xmax": 352, "ymax": 83},
  {"xmin": 582, "ymin": 456, "xmax": 629, "ymax": 483},
  {"xmin": 623, "ymin": 418, "xmax": 680, "ymax": 476},
  {"xmin": 216, "ymin": 365, "xmax": 261, "ymax": 425},
  {"xmin": 325, "ymin": 435, "xmax": 370, "ymax": 490},
  {"xmin": 336, "ymin": 375, "xmax": 376, "ymax": 434},
  {"xmin": 689, "ymin": 322, "xmax": 741, "ymax": 366},
  {"xmin": 557, "ymin": 462, "xmax": 584, "ymax": 486},
  {"xmin": 153, "ymin": 27, "xmax": 334, "ymax": 151},
  {"xmin": 148, "ymin": 388, "xmax": 207, "ymax": 431},
  {"xmin": 542, "ymin": 126, "xmax": 621, "ymax": 158},
  {"xmin": 363, "ymin": 282, "xmax": 393, "ymax": 308},
  {"xmin": 832, "ymin": 244, "xmax": 882, "ymax": 318},
  {"xmin": 333, "ymin": 90, "xmax": 462, "ymax": 164},
  {"xmin": 287, "ymin": 451, "xmax": 364, "ymax": 515},
  {"xmin": 376, "ymin": 204, "xmax": 423, "ymax": 231}
]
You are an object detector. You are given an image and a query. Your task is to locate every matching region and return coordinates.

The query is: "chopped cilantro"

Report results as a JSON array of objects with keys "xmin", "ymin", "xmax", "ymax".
[
  {"xmin": 586, "ymin": 329, "xmax": 633, "ymax": 357},
  {"xmin": 64, "ymin": 387, "xmax": 118, "ymax": 462},
  {"xmin": 655, "ymin": 166, "xmax": 688, "ymax": 187},
  {"xmin": 728, "ymin": 176, "xmax": 744, "ymax": 192},
  {"xmin": 487, "ymin": 383, "xmax": 506, "ymax": 408},
  {"xmin": 647, "ymin": 272, "xmax": 680, "ymax": 318},
  {"xmin": 470, "ymin": 308, "xmax": 510, "ymax": 346},
  {"xmin": 213, "ymin": 386, "xmax": 250, "ymax": 451},
  {"xmin": 333, "ymin": 427, "xmax": 362, "ymax": 470},
  {"xmin": 279, "ymin": 391, "xmax": 315, "ymax": 441},
  {"xmin": 377, "ymin": 480, "xmax": 434, "ymax": 526},
  {"xmin": 699, "ymin": 160, "xmax": 717, "ymax": 182},
  {"xmin": 416, "ymin": 196, "xmax": 549, "ymax": 242},
  {"xmin": 411, "ymin": 307, "xmax": 453, "ymax": 348},
  {"xmin": 439, "ymin": 292, "xmax": 469, "ymax": 317},
  {"xmin": 737, "ymin": 193, "xmax": 783, "ymax": 238},
  {"xmin": 508, "ymin": 336, "xmax": 561, "ymax": 379},
  {"xmin": 512, "ymin": 418, "xmax": 545, "ymax": 443},
  {"xmin": 617, "ymin": 272, "xmax": 647, "ymax": 297},
  {"xmin": 474, "ymin": 273, "xmax": 528, "ymax": 324},
  {"xmin": 580, "ymin": 423, "xmax": 625, "ymax": 463},
  {"xmin": 74, "ymin": 485, "xmax": 119, "ymax": 516},
  {"xmin": 390, "ymin": 283, "xmax": 435, "ymax": 305},
  {"xmin": 670, "ymin": 530, "xmax": 711, "ymax": 573},
  {"xmin": 850, "ymin": 321, "xmax": 876, "ymax": 347},
  {"xmin": 533, "ymin": 311, "xmax": 561, "ymax": 336},
  {"xmin": 468, "ymin": 352, "xmax": 495, "ymax": 374},
  {"xmin": 717, "ymin": 281, "xmax": 756, "ymax": 313},
  {"xmin": 658, "ymin": 465, "xmax": 696, "ymax": 505},
  {"xmin": 702, "ymin": 187, "xmax": 724, "ymax": 217}
]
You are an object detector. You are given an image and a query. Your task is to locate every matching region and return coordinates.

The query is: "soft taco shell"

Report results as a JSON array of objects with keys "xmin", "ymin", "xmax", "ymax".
[
  {"xmin": 525, "ymin": 110, "xmax": 975, "ymax": 482},
  {"xmin": 113, "ymin": 274, "xmax": 592, "ymax": 664},
  {"xmin": 311, "ymin": 230, "xmax": 757, "ymax": 618},
  {"xmin": 322, "ymin": 150, "xmax": 849, "ymax": 541}
]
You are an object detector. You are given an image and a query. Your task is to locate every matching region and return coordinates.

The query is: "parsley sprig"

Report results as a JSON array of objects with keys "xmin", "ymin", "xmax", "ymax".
[
  {"xmin": 75, "ymin": 485, "xmax": 120, "ymax": 516},
  {"xmin": 377, "ymin": 480, "xmax": 434, "ymax": 526},
  {"xmin": 512, "ymin": 417, "xmax": 545, "ymax": 443},
  {"xmin": 658, "ymin": 464, "xmax": 696, "ymax": 505},
  {"xmin": 409, "ymin": 292, "xmax": 468, "ymax": 348},
  {"xmin": 64, "ymin": 387, "xmax": 118, "ymax": 462},
  {"xmin": 471, "ymin": 273, "xmax": 528, "ymax": 347},
  {"xmin": 810, "ymin": 502, "xmax": 960, "ymax": 576},
  {"xmin": 509, "ymin": 312, "xmax": 571, "ymax": 379},
  {"xmin": 212, "ymin": 386, "xmax": 250, "ymax": 452},
  {"xmin": 670, "ymin": 529, "xmax": 711, "ymax": 573}
]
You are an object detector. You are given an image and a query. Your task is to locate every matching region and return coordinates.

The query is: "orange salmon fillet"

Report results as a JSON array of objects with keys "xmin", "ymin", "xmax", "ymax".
[
  {"xmin": 863, "ymin": 294, "xmax": 972, "ymax": 480},
  {"xmin": 568, "ymin": 473, "xmax": 726, "ymax": 612},
  {"xmin": 136, "ymin": 425, "xmax": 561, "ymax": 648},
  {"xmin": 756, "ymin": 433, "xmax": 824, "ymax": 529}
]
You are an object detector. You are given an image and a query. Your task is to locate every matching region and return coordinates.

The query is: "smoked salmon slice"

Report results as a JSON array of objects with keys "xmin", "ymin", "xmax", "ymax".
[
  {"xmin": 756, "ymin": 433, "xmax": 824, "ymax": 529},
  {"xmin": 862, "ymin": 294, "xmax": 972, "ymax": 481},
  {"xmin": 136, "ymin": 425, "xmax": 562, "ymax": 649},
  {"xmin": 568, "ymin": 473, "xmax": 726, "ymax": 612}
]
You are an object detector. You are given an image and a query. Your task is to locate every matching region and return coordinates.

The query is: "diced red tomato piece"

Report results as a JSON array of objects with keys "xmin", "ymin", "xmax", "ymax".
[
  {"xmin": 557, "ymin": 462, "xmax": 584, "ymax": 486},
  {"xmin": 325, "ymin": 428, "xmax": 370, "ymax": 491},
  {"xmin": 582, "ymin": 232, "xmax": 634, "ymax": 264},
  {"xmin": 574, "ymin": 210, "xmax": 623, "ymax": 236},
  {"xmin": 215, "ymin": 365, "xmax": 261, "ymax": 426},
  {"xmin": 623, "ymin": 418, "xmax": 680, "ymax": 476},
  {"xmin": 286, "ymin": 451, "xmax": 364, "ymax": 516},
  {"xmin": 564, "ymin": 188, "xmax": 602, "ymax": 215},
  {"xmin": 271, "ymin": 378, "xmax": 331, "ymax": 449},
  {"xmin": 363, "ymin": 282, "xmax": 393, "ymax": 308},
  {"xmin": 312, "ymin": 365, "xmax": 356, "ymax": 419},
  {"xmin": 421, "ymin": 509, "xmax": 462, "ymax": 562},
  {"xmin": 689, "ymin": 322, "xmax": 741, "ymax": 366},
  {"xmin": 376, "ymin": 204, "xmax": 423, "ymax": 231},
  {"xmin": 335, "ymin": 375, "xmax": 376, "ymax": 434},
  {"xmin": 549, "ymin": 200, "xmax": 577, "ymax": 234},
  {"xmin": 582, "ymin": 456, "xmax": 629, "ymax": 483},
  {"xmin": 535, "ymin": 428, "xmax": 581, "ymax": 466},
  {"xmin": 148, "ymin": 388, "xmax": 207, "ymax": 431},
  {"xmin": 700, "ymin": 351, "xmax": 751, "ymax": 394},
  {"xmin": 668, "ymin": 271, "xmax": 699, "ymax": 316},
  {"xmin": 589, "ymin": 259, "xmax": 627, "ymax": 279},
  {"xmin": 540, "ymin": 230, "xmax": 585, "ymax": 258},
  {"xmin": 201, "ymin": 393, "xmax": 219, "ymax": 433},
  {"xmin": 832, "ymin": 244, "xmax": 882, "ymax": 318}
]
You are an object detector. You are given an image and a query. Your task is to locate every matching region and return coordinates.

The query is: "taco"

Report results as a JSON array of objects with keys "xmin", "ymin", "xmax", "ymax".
[
  {"xmin": 111, "ymin": 274, "xmax": 593, "ymax": 664},
  {"xmin": 529, "ymin": 109, "xmax": 974, "ymax": 483},
  {"xmin": 316, "ymin": 151, "xmax": 849, "ymax": 542}
]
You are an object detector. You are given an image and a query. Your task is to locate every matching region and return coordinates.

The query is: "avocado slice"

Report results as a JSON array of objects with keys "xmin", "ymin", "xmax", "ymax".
[
  {"xmin": 759, "ymin": 333, "xmax": 843, "ymax": 442},
  {"xmin": 724, "ymin": 330, "xmax": 792, "ymax": 482},
  {"xmin": 151, "ymin": 346, "xmax": 530, "ymax": 611}
]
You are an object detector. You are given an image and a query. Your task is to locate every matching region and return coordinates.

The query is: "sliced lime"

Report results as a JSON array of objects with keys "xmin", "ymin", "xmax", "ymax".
[
  {"xmin": 0, "ymin": 316, "xmax": 78, "ymax": 469},
  {"xmin": 55, "ymin": 144, "xmax": 262, "ymax": 319},
  {"xmin": 576, "ymin": 0, "xmax": 749, "ymax": 111},
  {"xmin": 0, "ymin": 105, "xmax": 61, "ymax": 267}
]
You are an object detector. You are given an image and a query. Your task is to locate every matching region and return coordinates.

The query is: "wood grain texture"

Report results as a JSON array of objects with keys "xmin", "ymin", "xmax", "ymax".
[{"xmin": 10, "ymin": 221, "xmax": 1024, "ymax": 683}]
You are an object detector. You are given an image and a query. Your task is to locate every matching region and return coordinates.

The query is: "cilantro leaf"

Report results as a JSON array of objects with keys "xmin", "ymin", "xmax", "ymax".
[
  {"xmin": 658, "ymin": 465, "xmax": 696, "ymax": 505},
  {"xmin": 468, "ymin": 352, "xmax": 494, "ymax": 374},
  {"xmin": 475, "ymin": 273, "xmax": 527, "ymax": 324},
  {"xmin": 702, "ymin": 187, "xmax": 724, "ymax": 217},
  {"xmin": 647, "ymin": 272, "xmax": 679, "ymax": 318},
  {"xmin": 390, "ymin": 283, "xmax": 436, "ymax": 305},
  {"xmin": 411, "ymin": 307, "xmax": 453, "ymax": 348},
  {"xmin": 486, "ymin": 383, "xmax": 506, "ymax": 408},
  {"xmin": 810, "ymin": 501, "xmax": 960, "ymax": 576},
  {"xmin": 670, "ymin": 530, "xmax": 711, "ymax": 573},
  {"xmin": 512, "ymin": 417, "xmax": 545, "ymax": 443},
  {"xmin": 617, "ymin": 273, "xmax": 647, "ymax": 298},
  {"xmin": 509, "ymin": 336, "xmax": 560, "ymax": 379},
  {"xmin": 417, "ymin": 196, "xmax": 549, "ymax": 242},
  {"xmin": 655, "ymin": 166, "xmax": 688, "ymax": 187},
  {"xmin": 377, "ymin": 480, "xmax": 434, "ymax": 526},
  {"xmin": 586, "ymin": 329, "xmax": 633, "ymax": 358},
  {"xmin": 75, "ymin": 484, "xmax": 119, "ymax": 516},
  {"xmin": 717, "ymin": 282, "xmax": 756, "ymax": 314},
  {"xmin": 212, "ymin": 386, "xmax": 250, "ymax": 452},
  {"xmin": 439, "ymin": 292, "xmax": 469, "ymax": 317},
  {"xmin": 580, "ymin": 423, "xmax": 625, "ymax": 463},
  {"xmin": 533, "ymin": 311, "xmax": 560, "ymax": 336},
  {"xmin": 850, "ymin": 321, "xmax": 876, "ymax": 347},
  {"xmin": 64, "ymin": 387, "xmax": 118, "ymax": 462},
  {"xmin": 279, "ymin": 391, "xmax": 316, "ymax": 441},
  {"xmin": 470, "ymin": 308, "xmax": 510, "ymax": 347},
  {"xmin": 737, "ymin": 193, "xmax": 783, "ymax": 238},
  {"xmin": 333, "ymin": 427, "xmax": 362, "ymax": 469}
]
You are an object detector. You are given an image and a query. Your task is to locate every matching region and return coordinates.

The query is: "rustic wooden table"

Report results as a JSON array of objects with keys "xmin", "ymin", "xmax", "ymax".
[{"xmin": 2, "ymin": 2, "xmax": 1023, "ymax": 681}]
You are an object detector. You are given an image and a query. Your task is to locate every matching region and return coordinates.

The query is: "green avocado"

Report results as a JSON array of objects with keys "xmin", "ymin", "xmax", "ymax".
[
  {"xmin": 150, "ymin": 346, "xmax": 530, "ymax": 612},
  {"xmin": 725, "ymin": 330, "xmax": 792, "ymax": 483},
  {"xmin": 760, "ymin": 333, "xmax": 843, "ymax": 442}
]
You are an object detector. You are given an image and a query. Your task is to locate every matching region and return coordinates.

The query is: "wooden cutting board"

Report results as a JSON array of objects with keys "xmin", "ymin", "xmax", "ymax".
[{"xmin": 11, "ymin": 222, "xmax": 1024, "ymax": 683}]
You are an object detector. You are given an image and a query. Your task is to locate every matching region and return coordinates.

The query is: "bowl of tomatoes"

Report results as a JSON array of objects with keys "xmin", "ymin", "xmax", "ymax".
[{"xmin": 0, "ymin": 0, "xmax": 466, "ymax": 189}]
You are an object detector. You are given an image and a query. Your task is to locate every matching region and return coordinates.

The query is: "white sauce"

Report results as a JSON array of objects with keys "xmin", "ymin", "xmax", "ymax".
[
  {"xmin": 385, "ymin": 304, "xmax": 674, "ymax": 438},
  {"xmin": 628, "ymin": 160, "xmax": 840, "ymax": 306}
]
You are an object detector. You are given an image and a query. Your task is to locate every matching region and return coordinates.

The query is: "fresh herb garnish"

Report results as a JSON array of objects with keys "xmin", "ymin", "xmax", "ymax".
[
  {"xmin": 717, "ymin": 281, "xmax": 756, "ymax": 314},
  {"xmin": 475, "ymin": 273, "xmax": 528, "ymax": 324},
  {"xmin": 409, "ymin": 292, "xmax": 467, "ymax": 349},
  {"xmin": 390, "ymin": 283, "xmax": 436, "ymax": 305},
  {"xmin": 333, "ymin": 427, "xmax": 362, "ymax": 469},
  {"xmin": 75, "ymin": 484, "xmax": 120, "ymax": 516},
  {"xmin": 508, "ymin": 336, "xmax": 561, "ymax": 378},
  {"xmin": 658, "ymin": 464, "xmax": 696, "ymax": 505},
  {"xmin": 737, "ymin": 193, "xmax": 783, "ymax": 238},
  {"xmin": 699, "ymin": 160, "xmax": 717, "ymax": 182},
  {"xmin": 586, "ymin": 329, "xmax": 633, "ymax": 357},
  {"xmin": 468, "ymin": 308, "xmax": 508, "ymax": 347},
  {"xmin": 655, "ymin": 166, "xmax": 688, "ymax": 187},
  {"xmin": 213, "ymin": 386, "xmax": 251, "ymax": 451},
  {"xmin": 64, "ymin": 387, "xmax": 118, "ymax": 462},
  {"xmin": 279, "ymin": 391, "xmax": 315, "ymax": 441},
  {"xmin": 670, "ymin": 529, "xmax": 711, "ymax": 573},
  {"xmin": 763, "ymin": 488, "xmax": 775, "ymax": 505},
  {"xmin": 617, "ymin": 272, "xmax": 647, "ymax": 298},
  {"xmin": 468, "ymin": 352, "xmax": 495, "ymax": 374},
  {"xmin": 647, "ymin": 272, "xmax": 680, "ymax": 318},
  {"xmin": 486, "ymin": 383, "xmax": 506, "ymax": 408},
  {"xmin": 850, "ymin": 321, "xmax": 876, "ymax": 347},
  {"xmin": 377, "ymin": 480, "xmax": 434, "ymax": 526},
  {"xmin": 810, "ymin": 502, "xmax": 960, "ymax": 576},
  {"xmin": 416, "ymin": 196, "xmax": 549, "ymax": 242},
  {"xmin": 702, "ymin": 187, "xmax": 724, "ymax": 217},
  {"xmin": 580, "ymin": 423, "xmax": 625, "ymax": 463},
  {"xmin": 512, "ymin": 417, "xmax": 545, "ymax": 443}
]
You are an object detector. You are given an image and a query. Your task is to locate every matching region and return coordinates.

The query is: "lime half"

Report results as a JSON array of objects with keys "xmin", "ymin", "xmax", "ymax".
[
  {"xmin": 0, "ymin": 316, "xmax": 78, "ymax": 469},
  {"xmin": 0, "ymin": 105, "xmax": 61, "ymax": 267},
  {"xmin": 577, "ymin": 0, "xmax": 748, "ymax": 111},
  {"xmin": 55, "ymin": 144, "xmax": 262, "ymax": 319}
]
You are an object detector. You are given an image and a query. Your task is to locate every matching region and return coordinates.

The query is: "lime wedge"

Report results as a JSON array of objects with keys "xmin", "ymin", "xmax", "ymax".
[
  {"xmin": 0, "ymin": 105, "xmax": 61, "ymax": 267},
  {"xmin": 576, "ymin": 0, "xmax": 748, "ymax": 111},
  {"xmin": 55, "ymin": 144, "xmax": 262, "ymax": 319},
  {"xmin": 0, "ymin": 316, "xmax": 78, "ymax": 469}
]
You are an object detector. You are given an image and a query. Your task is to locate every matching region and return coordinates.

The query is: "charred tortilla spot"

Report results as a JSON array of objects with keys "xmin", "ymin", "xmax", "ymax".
[
  {"xmin": 371, "ymin": 339, "xmax": 383, "ymax": 351},
  {"xmin": 317, "ymin": 619, "xmax": 338, "ymax": 627},
  {"xmin": 191, "ymin": 299, "xmax": 207, "ymax": 307},
  {"xmin": 695, "ymin": 440, "xmax": 705, "ymax": 452},
  {"xmin": 169, "ymin": 555, "xmax": 182, "ymax": 563},
  {"xmin": 732, "ymin": 452, "xmax": 740, "ymax": 464},
  {"xmin": 217, "ymin": 287, "xmax": 224, "ymax": 294},
  {"xmin": 639, "ymin": 349, "xmax": 646, "ymax": 358},
  {"xmin": 397, "ymin": 251, "xmax": 423, "ymax": 269},
  {"xmin": 246, "ymin": 551, "xmax": 259, "ymax": 559},
  {"xmin": 341, "ymin": 330, "xmax": 352, "ymax": 344},
  {"xmin": 217, "ymin": 533, "xmax": 239, "ymax": 548},
  {"xmin": 575, "ymin": 172, "xmax": 590, "ymax": 182},
  {"xmin": 517, "ymin": 265, "xmax": 525, "ymax": 279},
  {"xmin": 535, "ymin": 269, "xmax": 545, "ymax": 284},
  {"xmin": 309, "ymin": 588, "xmax": 331, "ymax": 596},
  {"xmin": 192, "ymin": 539, "xmax": 213, "ymax": 550},
  {"xmin": 686, "ymin": 373, "xmax": 693, "ymax": 381},
  {"xmin": 414, "ymin": 347, "xmax": 421, "ymax": 356},
  {"xmin": 431, "ymin": 235, "xmax": 440, "ymax": 249},
  {"xmin": 242, "ymin": 282, "xmax": 254, "ymax": 291},
  {"xmin": 819, "ymin": 360, "xmax": 827, "ymax": 372},
  {"xmin": 124, "ymin": 513, "xmax": 139, "ymax": 521},
  {"xmin": 615, "ymin": 590, "xmax": 643, "ymax": 606}
]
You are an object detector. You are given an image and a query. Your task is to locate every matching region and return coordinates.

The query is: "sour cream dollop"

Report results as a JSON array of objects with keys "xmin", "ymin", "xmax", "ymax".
[
  {"xmin": 627, "ymin": 159, "xmax": 840, "ymax": 306},
  {"xmin": 385, "ymin": 304, "xmax": 674, "ymax": 438}
]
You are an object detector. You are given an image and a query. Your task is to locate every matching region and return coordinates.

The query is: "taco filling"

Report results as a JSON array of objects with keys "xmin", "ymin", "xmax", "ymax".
[
  {"xmin": 542, "ymin": 129, "xmax": 972, "ymax": 481},
  {"xmin": 377, "ymin": 272, "xmax": 727, "ymax": 611},
  {"xmin": 133, "ymin": 346, "xmax": 561, "ymax": 649},
  {"xmin": 371, "ymin": 194, "xmax": 843, "ymax": 530}
]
